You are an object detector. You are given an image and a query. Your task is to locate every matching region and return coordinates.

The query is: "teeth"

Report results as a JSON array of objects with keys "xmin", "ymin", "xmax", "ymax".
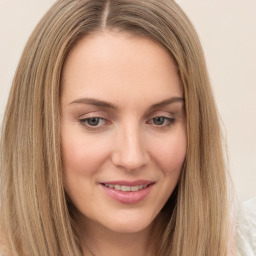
[
  {"xmin": 131, "ymin": 186, "xmax": 139, "ymax": 191},
  {"xmin": 121, "ymin": 185, "xmax": 130, "ymax": 192},
  {"xmin": 104, "ymin": 184, "xmax": 148, "ymax": 191},
  {"xmin": 114, "ymin": 185, "xmax": 121, "ymax": 190}
]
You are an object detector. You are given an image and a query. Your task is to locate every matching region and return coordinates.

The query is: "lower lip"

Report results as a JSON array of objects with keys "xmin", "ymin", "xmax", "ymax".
[{"xmin": 101, "ymin": 184, "xmax": 153, "ymax": 204}]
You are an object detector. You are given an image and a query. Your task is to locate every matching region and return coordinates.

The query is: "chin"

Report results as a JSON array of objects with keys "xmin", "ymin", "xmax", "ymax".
[{"xmin": 99, "ymin": 212, "xmax": 155, "ymax": 234}]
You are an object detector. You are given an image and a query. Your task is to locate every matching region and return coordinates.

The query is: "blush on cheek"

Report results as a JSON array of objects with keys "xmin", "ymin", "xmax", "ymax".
[
  {"xmin": 61, "ymin": 136, "xmax": 110, "ymax": 179},
  {"xmin": 155, "ymin": 139, "xmax": 186, "ymax": 173}
]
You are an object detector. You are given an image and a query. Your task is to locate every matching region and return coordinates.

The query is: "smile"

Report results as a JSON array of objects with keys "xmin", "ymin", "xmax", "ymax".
[
  {"xmin": 101, "ymin": 181, "xmax": 154, "ymax": 204},
  {"xmin": 103, "ymin": 184, "xmax": 148, "ymax": 192}
]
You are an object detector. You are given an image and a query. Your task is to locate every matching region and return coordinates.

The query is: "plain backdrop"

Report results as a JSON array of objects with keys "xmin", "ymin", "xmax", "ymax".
[{"xmin": 0, "ymin": 0, "xmax": 255, "ymax": 201}]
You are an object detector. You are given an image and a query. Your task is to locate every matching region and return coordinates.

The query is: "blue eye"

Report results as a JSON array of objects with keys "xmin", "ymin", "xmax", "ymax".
[
  {"xmin": 152, "ymin": 116, "xmax": 165, "ymax": 125},
  {"xmin": 86, "ymin": 117, "xmax": 101, "ymax": 126},
  {"xmin": 149, "ymin": 116, "xmax": 175, "ymax": 127},
  {"xmin": 79, "ymin": 117, "xmax": 105, "ymax": 127}
]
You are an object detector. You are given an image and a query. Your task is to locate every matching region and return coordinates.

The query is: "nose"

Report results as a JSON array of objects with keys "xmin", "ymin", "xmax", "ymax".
[{"xmin": 111, "ymin": 125, "xmax": 150, "ymax": 171}]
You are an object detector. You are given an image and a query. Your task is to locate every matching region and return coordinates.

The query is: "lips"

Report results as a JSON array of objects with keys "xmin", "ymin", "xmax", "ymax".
[
  {"xmin": 103, "ymin": 184, "xmax": 148, "ymax": 192},
  {"xmin": 100, "ymin": 180, "xmax": 154, "ymax": 204}
]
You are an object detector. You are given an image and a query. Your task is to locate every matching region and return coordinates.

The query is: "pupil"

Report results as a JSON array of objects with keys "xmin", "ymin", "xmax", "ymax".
[
  {"xmin": 153, "ymin": 117, "xmax": 165, "ymax": 125},
  {"xmin": 88, "ymin": 118, "xmax": 100, "ymax": 126}
]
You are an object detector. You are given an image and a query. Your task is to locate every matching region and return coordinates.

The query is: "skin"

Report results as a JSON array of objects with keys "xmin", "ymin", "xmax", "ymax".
[{"xmin": 61, "ymin": 31, "xmax": 186, "ymax": 256}]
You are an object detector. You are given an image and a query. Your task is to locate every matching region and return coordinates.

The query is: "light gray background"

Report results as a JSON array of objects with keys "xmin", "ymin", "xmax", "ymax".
[{"xmin": 0, "ymin": 0, "xmax": 255, "ymax": 201}]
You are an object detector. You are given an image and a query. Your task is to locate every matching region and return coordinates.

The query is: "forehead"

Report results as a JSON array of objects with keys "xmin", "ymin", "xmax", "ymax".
[{"xmin": 61, "ymin": 31, "xmax": 183, "ymax": 106}]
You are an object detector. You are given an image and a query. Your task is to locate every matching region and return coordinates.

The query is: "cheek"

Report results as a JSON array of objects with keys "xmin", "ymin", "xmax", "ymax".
[
  {"xmin": 151, "ymin": 130, "xmax": 187, "ymax": 174},
  {"xmin": 61, "ymin": 129, "xmax": 110, "ymax": 177},
  {"xmin": 61, "ymin": 129, "xmax": 111, "ymax": 205}
]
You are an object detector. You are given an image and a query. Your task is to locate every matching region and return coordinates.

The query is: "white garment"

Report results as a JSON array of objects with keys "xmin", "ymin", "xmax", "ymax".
[{"xmin": 236, "ymin": 198, "xmax": 256, "ymax": 256}]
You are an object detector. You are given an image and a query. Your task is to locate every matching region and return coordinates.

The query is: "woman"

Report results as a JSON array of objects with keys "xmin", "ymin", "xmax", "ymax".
[{"xmin": 0, "ymin": 0, "xmax": 253, "ymax": 255}]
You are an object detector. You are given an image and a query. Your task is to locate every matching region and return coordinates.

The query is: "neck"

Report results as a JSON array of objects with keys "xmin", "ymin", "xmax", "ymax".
[{"xmin": 77, "ymin": 217, "xmax": 156, "ymax": 256}]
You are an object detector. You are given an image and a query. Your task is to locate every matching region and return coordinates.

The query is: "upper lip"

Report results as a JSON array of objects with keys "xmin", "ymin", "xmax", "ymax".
[{"xmin": 100, "ymin": 180, "xmax": 154, "ymax": 186}]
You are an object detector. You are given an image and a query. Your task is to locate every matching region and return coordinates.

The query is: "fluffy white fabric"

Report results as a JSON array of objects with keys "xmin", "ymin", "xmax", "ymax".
[{"xmin": 236, "ymin": 198, "xmax": 256, "ymax": 256}]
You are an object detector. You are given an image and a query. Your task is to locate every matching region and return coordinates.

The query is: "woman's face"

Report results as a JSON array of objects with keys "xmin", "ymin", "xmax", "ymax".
[{"xmin": 61, "ymin": 31, "xmax": 186, "ymax": 234}]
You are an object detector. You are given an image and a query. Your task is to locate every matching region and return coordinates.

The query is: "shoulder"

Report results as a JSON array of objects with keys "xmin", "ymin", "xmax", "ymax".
[{"xmin": 236, "ymin": 197, "xmax": 256, "ymax": 256}]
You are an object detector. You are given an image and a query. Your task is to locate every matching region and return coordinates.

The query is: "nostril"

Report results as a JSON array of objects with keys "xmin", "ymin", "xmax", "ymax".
[{"xmin": 111, "ymin": 150, "xmax": 150, "ymax": 171}]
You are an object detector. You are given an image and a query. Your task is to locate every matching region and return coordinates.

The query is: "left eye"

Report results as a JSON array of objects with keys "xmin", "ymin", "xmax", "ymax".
[{"xmin": 148, "ymin": 116, "xmax": 175, "ymax": 126}]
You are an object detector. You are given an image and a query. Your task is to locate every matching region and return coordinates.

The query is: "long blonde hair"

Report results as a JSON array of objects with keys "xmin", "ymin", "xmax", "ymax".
[{"xmin": 0, "ymin": 0, "xmax": 231, "ymax": 255}]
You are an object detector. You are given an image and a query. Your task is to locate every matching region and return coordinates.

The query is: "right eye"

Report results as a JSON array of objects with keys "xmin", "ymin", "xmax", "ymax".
[{"xmin": 79, "ymin": 117, "xmax": 108, "ymax": 129}]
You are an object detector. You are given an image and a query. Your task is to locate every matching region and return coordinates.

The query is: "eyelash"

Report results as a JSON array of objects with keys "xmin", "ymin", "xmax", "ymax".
[{"xmin": 78, "ymin": 116, "xmax": 176, "ymax": 131}]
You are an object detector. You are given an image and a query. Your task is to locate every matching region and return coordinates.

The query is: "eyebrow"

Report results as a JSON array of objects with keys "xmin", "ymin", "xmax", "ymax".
[
  {"xmin": 148, "ymin": 97, "xmax": 185, "ymax": 110},
  {"xmin": 69, "ymin": 96, "xmax": 184, "ymax": 110},
  {"xmin": 69, "ymin": 98, "xmax": 116, "ymax": 109}
]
